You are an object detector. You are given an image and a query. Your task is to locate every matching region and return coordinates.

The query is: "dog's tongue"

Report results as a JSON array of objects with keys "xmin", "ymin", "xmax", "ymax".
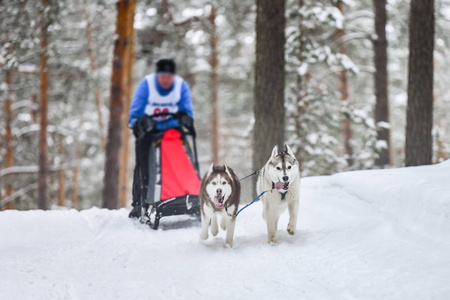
[
  {"xmin": 214, "ymin": 195, "xmax": 224, "ymax": 208},
  {"xmin": 274, "ymin": 181, "xmax": 285, "ymax": 190}
]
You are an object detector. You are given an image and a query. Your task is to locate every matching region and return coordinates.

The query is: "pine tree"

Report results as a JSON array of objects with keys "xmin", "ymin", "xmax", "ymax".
[
  {"xmin": 119, "ymin": 0, "xmax": 136, "ymax": 208},
  {"xmin": 209, "ymin": 5, "xmax": 220, "ymax": 165},
  {"xmin": 38, "ymin": 0, "xmax": 50, "ymax": 210},
  {"xmin": 336, "ymin": 0, "xmax": 354, "ymax": 167},
  {"xmin": 4, "ymin": 70, "xmax": 14, "ymax": 210},
  {"xmin": 373, "ymin": 0, "xmax": 391, "ymax": 167},
  {"xmin": 405, "ymin": 0, "xmax": 435, "ymax": 166},
  {"xmin": 253, "ymin": 0, "xmax": 286, "ymax": 179},
  {"xmin": 102, "ymin": 0, "xmax": 135, "ymax": 209}
]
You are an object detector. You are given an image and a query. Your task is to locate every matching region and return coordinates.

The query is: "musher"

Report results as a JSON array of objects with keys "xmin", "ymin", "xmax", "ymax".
[{"xmin": 128, "ymin": 59, "xmax": 194, "ymax": 218}]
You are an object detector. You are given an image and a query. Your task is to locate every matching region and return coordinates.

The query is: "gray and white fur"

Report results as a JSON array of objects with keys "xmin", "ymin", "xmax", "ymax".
[
  {"xmin": 200, "ymin": 164, "xmax": 241, "ymax": 247},
  {"xmin": 257, "ymin": 145, "xmax": 300, "ymax": 244}
]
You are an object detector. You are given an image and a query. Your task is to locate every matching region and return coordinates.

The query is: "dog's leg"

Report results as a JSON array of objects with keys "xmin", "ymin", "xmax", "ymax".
[
  {"xmin": 265, "ymin": 205, "xmax": 277, "ymax": 244},
  {"xmin": 287, "ymin": 198, "xmax": 299, "ymax": 235},
  {"xmin": 211, "ymin": 214, "xmax": 219, "ymax": 236},
  {"xmin": 225, "ymin": 217, "xmax": 236, "ymax": 248},
  {"xmin": 274, "ymin": 213, "xmax": 280, "ymax": 232},
  {"xmin": 220, "ymin": 215, "xmax": 226, "ymax": 230},
  {"xmin": 200, "ymin": 211, "xmax": 210, "ymax": 240},
  {"xmin": 261, "ymin": 200, "xmax": 267, "ymax": 221}
]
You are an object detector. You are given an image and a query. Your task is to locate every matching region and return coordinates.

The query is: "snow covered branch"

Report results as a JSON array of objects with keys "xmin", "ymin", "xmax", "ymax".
[
  {"xmin": 0, "ymin": 164, "xmax": 73, "ymax": 178},
  {"xmin": 162, "ymin": 0, "xmax": 201, "ymax": 27},
  {"xmin": 333, "ymin": 32, "xmax": 372, "ymax": 50},
  {"xmin": 15, "ymin": 124, "xmax": 77, "ymax": 139},
  {"xmin": 11, "ymin": 99, "xmax": 37, "ymax": 111},
  {"xmin": 0, "ymin": 183, "xmax": 38, "ymax": 207}
]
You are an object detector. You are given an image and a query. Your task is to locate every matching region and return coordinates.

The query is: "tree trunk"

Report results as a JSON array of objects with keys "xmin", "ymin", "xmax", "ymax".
[
  {"xmin": 38, "ymin": 0, "xmax": 49, "ymax": 210},
  {"xmin": 119, "ymin": 0, "xmax": 136, "ymax": 208},
  {"xmin": 102, "ymin": 0, "xmax": 134, "ymax": 209},
  {"xmin": 58, "ymin": 134, "xmax": 65, "ymax": 207},
  {"xmin": 373, "ymin": 0, "xmax": 391, "ymax": 167},
  {"xmin": 84, "ymin": 0, "xmax": 106, "ymax": 148},
  {"xmin": 405, "ymin": 0, "xmax": 434, "ymax": 166},
  {"xmin": 4, "ymin": 70, "xmax": 14, "ymax": 210},
  {"xmin": 31, "ymin": 94, "xmax": 38, "ymax": 123},
  {"xmin": 336, "ymin": 1, "xmax": 354, "ymax": 167},
  {"xmin": 253, "ymin": 0, "xmax": 286, "ymax": 180},
  {"xmin": 72, "ymin": 141, "xmax": 81, "ymax": 209},
  {"xmin": 294, "ymin": 0, "xmax": 305, "ymax": 167},
  {"xmin": 209, "ymin": 5, "xmax": 220, "ymax": 165},
  {"xmin": 49, "ymin": 155, "xmax": 56, "ymax": 205},
  {"xmin": 436, "ymin": 126, "xmax": 447, "ymax": 162},
  {"xmin": 435, "ymin": 94, "xmax": 447, "ymax": 162}
]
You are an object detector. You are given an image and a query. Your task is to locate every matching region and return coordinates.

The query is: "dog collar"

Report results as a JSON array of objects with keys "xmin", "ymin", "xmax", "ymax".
[{"xmin": 225, "ymin": 203, "xmax": 232, "ymax": 217}]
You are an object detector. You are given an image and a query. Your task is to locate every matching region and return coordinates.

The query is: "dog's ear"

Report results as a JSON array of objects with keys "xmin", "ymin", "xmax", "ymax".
[
  {"xmin": 271, "ymin": 145, "xmax": 279, "ymax": 158},
  {"xmin": 224, "ymin": 165, "xmax": 233, "ymax": 181},
  {"xmin": 207, "ymin": 163, "xmax": 214, "ymax": 176},
  {"xmin": 285, "ymin": 144, "xmax": 295, "ymax": 157}
]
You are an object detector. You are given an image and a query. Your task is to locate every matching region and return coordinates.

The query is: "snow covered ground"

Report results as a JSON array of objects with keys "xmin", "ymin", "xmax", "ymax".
[{"xmin": 1, "ymin": 161, "xmax": 450, "ymax": 300}]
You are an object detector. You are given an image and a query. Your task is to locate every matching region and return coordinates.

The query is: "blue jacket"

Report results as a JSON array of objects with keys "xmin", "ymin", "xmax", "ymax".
[{"xmin": 128, "ymin": 76, "xmax": 193, "ymax": 130}]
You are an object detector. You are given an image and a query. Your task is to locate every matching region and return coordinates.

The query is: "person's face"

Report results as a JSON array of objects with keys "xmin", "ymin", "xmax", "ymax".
[{"xmin": 157, "ymin": 74, "xmax": 175, "ymax": 89}]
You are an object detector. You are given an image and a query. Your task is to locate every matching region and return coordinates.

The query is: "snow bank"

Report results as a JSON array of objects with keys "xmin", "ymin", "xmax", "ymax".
[
  {"xmin": 329, "ymin": 160, "xmax": 450, "ymax": 232},
  {"xmin": 1, "ymin": 162, "xmax": 450, "ymax": 299}
]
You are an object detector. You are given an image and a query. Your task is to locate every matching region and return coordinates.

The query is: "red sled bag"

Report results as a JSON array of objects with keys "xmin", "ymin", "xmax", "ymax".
[{"xmin": 160, "ymin": 129, "xmax": 200, "ymax": 200}]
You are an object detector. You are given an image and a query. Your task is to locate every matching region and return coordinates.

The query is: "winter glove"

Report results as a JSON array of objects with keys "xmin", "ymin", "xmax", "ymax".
[
  {"xmin": 133, "ymin": 116, "xmax": 156, "ymax": 139},
  {"xmin": 175, "ymin": 111, "xmax": 193, "ymax": 128}
]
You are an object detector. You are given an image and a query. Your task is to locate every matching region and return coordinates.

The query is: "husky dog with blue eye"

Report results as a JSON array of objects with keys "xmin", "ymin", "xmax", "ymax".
[
  {"xmin": 200, "ymin": 164, "xmax": 241, "ymax": 247},
  {"xmin": 257, "ymin": 145, "xmax": 300, "ymax": 244}
]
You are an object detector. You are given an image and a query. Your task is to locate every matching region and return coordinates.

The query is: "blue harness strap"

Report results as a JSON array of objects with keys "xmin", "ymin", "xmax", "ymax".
[
  {"xmin": 225, "ymin": 189, "xmax": 270, "ymax": 217},
  {"xmin": 236, "ymin": 191, "xmax": 266, "ymax": 217}
]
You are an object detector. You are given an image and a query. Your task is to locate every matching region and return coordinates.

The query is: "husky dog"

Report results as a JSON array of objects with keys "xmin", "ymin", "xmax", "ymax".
[
  {"xmin": 200, "ymin": 164, "xmax": 241, "ymax": 247},
  {"xmin": 257, "ymin": 145, "xmax": 300, "ymax": 244}
]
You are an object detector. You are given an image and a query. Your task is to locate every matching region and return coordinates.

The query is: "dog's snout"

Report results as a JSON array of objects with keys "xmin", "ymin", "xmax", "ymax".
[
  {"xmin": 282, "ymin": 176, "xmax": 289, "ymax": 182},
  {"xmin": 216, "ymin": 188, "xmax": 222, "ymax": 194}
]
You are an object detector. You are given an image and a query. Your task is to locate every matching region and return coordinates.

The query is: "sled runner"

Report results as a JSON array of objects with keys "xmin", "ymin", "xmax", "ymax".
[{"xmin": 137, "ymin": 112, "xmax": 201, "ymax": 229}]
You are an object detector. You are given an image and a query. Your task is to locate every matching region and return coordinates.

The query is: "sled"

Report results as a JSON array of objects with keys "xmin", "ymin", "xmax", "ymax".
[{"xmin": 138, "ymin": 112, "xmax": 201, "ymax": 229}]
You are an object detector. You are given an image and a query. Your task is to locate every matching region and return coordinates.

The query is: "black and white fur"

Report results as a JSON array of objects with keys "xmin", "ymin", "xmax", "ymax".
[
  {"xmin": 200, "ymin": 164, "xmax": 241, "ymax": 247},
  {"xmin": 257, "ymin": 145, "xmax": 300, "ymax": 244}
]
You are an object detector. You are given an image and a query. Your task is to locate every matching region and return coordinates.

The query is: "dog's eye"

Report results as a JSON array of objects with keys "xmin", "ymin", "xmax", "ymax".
[
  {"xmin": 276, "ymin": 167, "xmax": 281, "ymax": 171},
  {"xmin": 287, "ymin": 166, "xmax": 291, "ymax": 170},
  {"xmin": 222, "ymin": 181, "xmax": 227, "ymax": 185},
  {"xmin": 212, "ymin": 181, "xmax": 216, "ymax": 185}
]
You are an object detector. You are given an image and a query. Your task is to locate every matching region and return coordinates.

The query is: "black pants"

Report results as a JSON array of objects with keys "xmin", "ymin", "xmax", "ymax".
[
  {"xmin": 131, "ymin": 135, "xmax": 152, "ymax": 207},
  {"xmin": 131, "ymin": 166, "xmax": 141, "ymax": 207}
]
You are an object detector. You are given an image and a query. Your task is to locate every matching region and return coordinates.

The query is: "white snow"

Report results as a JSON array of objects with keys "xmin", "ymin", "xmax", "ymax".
[{"xmin": 1, "ymin": 162, "xmax": 450, "ymax": 299}]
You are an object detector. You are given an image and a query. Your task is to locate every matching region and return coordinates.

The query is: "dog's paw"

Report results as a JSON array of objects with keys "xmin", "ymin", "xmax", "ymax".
[
  {"xmin": 200, "ymin": 232, "xmax": 209, "ymax": 240},
  {"xmin": 287, "ymin": 224, "xmax": 296, "ymax": 235},
  {"xmin": 225, "ymin": 240, "xmax": 233, "ymax": 248},
  {"xmin": 268, "ymin": 236, "xmax": 277, "ymax": 245}
]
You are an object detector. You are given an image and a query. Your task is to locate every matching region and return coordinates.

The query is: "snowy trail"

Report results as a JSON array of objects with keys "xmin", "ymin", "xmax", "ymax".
[{"xmin": 1, "ymin": 163, "xmax": 450, "ymax": 299}]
